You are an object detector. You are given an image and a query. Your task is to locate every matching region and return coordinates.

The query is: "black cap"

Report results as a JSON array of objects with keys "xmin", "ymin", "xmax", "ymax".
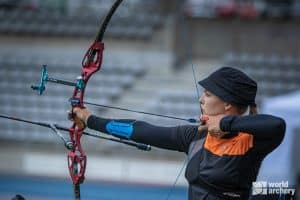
[{"xmin": 198, "ymin": 67, "xmax": 257, "ymax": 106}]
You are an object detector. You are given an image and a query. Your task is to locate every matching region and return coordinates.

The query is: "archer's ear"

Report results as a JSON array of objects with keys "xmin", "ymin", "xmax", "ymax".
[{"xmin": 224, "ymin": 102, "xmax": 232, "ymax": 111}]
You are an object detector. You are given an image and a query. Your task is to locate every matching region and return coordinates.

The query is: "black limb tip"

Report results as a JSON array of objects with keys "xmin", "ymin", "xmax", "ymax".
[{"xmin": 12, "ymin": 194, "xmax": 26, "ymax": 200}]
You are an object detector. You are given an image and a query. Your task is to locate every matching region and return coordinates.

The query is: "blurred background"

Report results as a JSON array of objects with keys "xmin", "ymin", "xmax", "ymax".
[{"xmin": 0, "ymin": 0, "xmax": 299, "ymax": 199}]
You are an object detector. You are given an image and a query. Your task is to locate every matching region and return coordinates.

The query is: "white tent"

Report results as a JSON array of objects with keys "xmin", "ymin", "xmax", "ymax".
[{"xmin": 257, "ymin": 91, "xmax": 300, "ymax": 185}]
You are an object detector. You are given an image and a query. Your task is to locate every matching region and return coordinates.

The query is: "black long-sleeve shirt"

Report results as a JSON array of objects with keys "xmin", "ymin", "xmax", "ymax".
[{"xmin": 87, "ymin": 114, "xmax": 286, "ymax": 200}]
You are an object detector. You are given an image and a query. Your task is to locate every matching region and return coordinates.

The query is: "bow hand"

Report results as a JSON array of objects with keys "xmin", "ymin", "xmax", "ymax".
[{"xmin": 71, "ymin": 107, "xmax": 91, "ymax": 129}]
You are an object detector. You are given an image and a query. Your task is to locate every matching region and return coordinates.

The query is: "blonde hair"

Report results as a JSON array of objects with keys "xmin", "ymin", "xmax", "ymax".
[{"xmin": 237, "ymin": 105, "xmax": 258, "ymax": 115}]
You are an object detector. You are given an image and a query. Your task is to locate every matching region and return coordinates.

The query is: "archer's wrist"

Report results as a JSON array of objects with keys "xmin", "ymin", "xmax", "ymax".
[
  {"xmin": 86, "ymin": 115, "xmax": 109, "ymax": 132},
  {"xmin": 86, "ymin": 115, "xmax": 95, "ymax": 129}
]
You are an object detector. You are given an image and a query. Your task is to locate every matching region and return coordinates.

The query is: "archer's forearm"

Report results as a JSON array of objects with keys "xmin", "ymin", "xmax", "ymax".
[{"xmin": 87, "ymin": 115, "xmax": 183, "ymax": 151}]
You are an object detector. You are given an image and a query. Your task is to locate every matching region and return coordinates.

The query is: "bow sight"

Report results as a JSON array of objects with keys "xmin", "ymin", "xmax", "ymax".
[{"xmin": 31, "ymin": 65, "xmax": 85, "ymax": 96}]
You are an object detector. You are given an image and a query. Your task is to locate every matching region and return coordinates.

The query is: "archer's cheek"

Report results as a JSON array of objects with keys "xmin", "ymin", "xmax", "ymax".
[{"xmin": 206, "ymin": 105, "xmax": 225, "ymax": 116}]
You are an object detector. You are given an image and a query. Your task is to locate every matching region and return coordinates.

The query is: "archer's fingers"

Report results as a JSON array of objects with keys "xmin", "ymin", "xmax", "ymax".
[
  {"xmin": 68, "ymin": 109, "xmax": 87, "ymax": 129},
  {"xmin": 198, "ymin": 124, "xmax": 208, "ymax": 133}
]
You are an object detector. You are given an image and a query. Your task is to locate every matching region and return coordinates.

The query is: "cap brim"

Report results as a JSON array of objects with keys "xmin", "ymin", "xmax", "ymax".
[{"xmin": 198, "ymin": 77, "xmax": 231, "ymax": 103}]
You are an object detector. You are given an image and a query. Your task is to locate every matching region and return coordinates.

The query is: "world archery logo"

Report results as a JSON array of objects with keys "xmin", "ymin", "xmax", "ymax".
[
  {"xmin": 252, "ymin": 181, "xmax": 268, "ymax": 195},
  {"xmin": 252, "ymin": 181, "xmax": 296, "ymax": 196}
]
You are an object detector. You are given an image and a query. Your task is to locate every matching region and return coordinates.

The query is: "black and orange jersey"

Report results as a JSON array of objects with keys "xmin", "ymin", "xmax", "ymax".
[{"xmin": 87, "ymin": 114, "xmax": 286, "ymax": 200}]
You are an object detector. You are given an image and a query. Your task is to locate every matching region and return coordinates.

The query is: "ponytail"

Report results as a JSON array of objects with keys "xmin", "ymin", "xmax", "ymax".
[
  {"xmin": 250, "ymin": 105, "xmax": 258, "ymax": 115},
  {"xmin": 237, "ymin": 104, "xmax": 258, "ymax": 115}
]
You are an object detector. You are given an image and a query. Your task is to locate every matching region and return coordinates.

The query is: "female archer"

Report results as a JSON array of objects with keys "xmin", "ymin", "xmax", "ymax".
[{"xmin": 73, "ymin": 66, "xmax": 286, "ymax": 200}]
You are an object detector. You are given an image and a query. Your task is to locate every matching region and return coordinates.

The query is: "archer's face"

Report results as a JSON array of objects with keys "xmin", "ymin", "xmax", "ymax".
[{"xmin": 199, "ymin": 90, "xmax": 226, "ymax": 116}]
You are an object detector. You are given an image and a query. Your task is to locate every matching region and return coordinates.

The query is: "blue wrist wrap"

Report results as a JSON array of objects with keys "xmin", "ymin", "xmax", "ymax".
[{"xmin": 106, "ymin": 121, "xmax": 133, "ymax": 139}]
